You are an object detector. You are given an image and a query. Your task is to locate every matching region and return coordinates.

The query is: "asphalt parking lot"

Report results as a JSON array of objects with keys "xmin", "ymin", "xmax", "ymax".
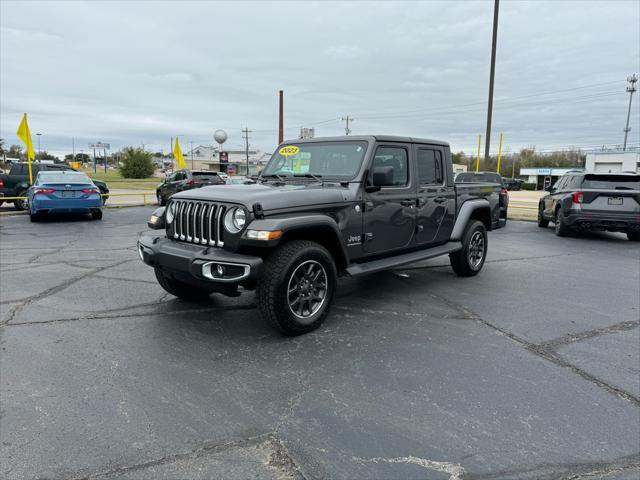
[{"xmin": 1, "ymin": 207, "xmax": 638, "ymax": 480}]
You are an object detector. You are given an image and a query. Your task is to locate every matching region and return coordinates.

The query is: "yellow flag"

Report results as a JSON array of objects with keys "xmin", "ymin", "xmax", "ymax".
[
  {"xmin": 16, "ymin": 113, "xmax": 35, "ymax": 184},
  {"xmin": 173, "ymin": 137, "xmax": 187, "ymax": 169}
]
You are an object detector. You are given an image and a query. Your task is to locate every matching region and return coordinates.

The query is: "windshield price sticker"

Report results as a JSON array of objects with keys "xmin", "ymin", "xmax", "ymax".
[{"xmin": 279, "ymin": 145, "xmax": 300, "ymax": 156}]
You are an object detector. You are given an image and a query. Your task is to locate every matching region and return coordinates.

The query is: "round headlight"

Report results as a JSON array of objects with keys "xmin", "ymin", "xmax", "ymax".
[
  {"xmin": 224, "ymin": 207, "xmax": 246, "ymax": 234},
  {"xmin": 166, "ymin": 202, "xmax": 176, "ymax": 224}
]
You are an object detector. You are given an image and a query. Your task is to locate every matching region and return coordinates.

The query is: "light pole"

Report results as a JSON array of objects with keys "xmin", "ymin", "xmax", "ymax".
[
  {"xmin": 484, "ymin": 0, "xmax": 500, "ymax": 163},
  {"xmin": 36, "ymin": 133, "xmax": 42, "ymax": 160}
]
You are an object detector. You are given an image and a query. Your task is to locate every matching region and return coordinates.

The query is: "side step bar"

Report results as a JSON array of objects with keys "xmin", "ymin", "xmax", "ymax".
[{"xmin": 345, "ymin": 242, "xmax": 462, "ymax": 277}]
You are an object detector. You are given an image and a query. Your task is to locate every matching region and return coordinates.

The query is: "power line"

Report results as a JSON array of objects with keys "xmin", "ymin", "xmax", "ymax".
[
  {"xmin": 352, "ymin": 79, "xmax": 625, "ymax": 119},
  {"xmin": 355, "ymin": 91, "xmax": 623, "ymax": 121}
]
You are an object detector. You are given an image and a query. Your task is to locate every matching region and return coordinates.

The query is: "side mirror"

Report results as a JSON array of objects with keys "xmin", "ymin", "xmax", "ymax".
[
  {"xmin": 545, "ymin": 185, "xmax": 554, "ymax": 192},
  {"xmin": 147, "ymin": 207, "xmax": 166, "ymax": 230},
  {"xmin": 373, "ymin": 166, "xmax": 395, "ymax": 187}
]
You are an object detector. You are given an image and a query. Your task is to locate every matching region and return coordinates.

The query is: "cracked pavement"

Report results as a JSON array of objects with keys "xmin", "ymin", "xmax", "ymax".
[{"xmin": 1, "ymin": 207, "xmax": 639, "ymax": 479}]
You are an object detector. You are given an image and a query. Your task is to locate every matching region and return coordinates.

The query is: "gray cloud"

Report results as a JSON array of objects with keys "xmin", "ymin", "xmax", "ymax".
[{"xmin": 1, "ymin": 0, "xmax": 638, "ymax": 157}]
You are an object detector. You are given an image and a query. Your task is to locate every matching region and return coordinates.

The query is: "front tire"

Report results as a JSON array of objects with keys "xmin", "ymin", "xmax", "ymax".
[
  {"xmin": 537, "ymin": 204, "xmax": 549, "ymax": 228},
  {"xmin": 450, "ymin": 220, "xmax": 488, "ymax": 277},
  {"xmin": 627, "ymin": 231, "xmax": 640, "ymax": 242},
  {"xmin": 154, "ymin": 268, "xmax": 213, "ymax": 301},
  {"xmin": 257, "ymin": 240, "xmax": 337, "ymax": 336}
]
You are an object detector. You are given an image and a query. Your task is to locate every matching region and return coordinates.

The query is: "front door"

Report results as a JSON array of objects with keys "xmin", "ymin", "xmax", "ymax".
[
  {"xmin": 415, "ymin": 146, "xmax": 454, "ymax": 245},
  {"xmin": 363, "ymin": 144, "xmax": 416, "ymax": 254}
]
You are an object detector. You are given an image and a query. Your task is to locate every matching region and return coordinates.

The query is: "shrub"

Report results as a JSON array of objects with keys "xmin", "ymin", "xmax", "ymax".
[
  {"xmin": 522, "ymin": 183, "xmax": 537, "ymax": 191},
  {"xmin": 119, "ymin": 148, "xmax": 154, "ymax": 178}
]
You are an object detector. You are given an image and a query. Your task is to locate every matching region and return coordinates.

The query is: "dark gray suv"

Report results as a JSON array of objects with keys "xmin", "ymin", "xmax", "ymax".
[{"xmin": 538, "ymin": 171, "xmax": 640, "ymax": 240}]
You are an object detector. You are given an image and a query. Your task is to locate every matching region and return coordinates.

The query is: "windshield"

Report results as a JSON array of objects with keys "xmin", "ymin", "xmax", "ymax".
[
  {"xmin": 262, "ymin": 141, "xmax": 368, "ymax": 179},
  {"xmin": 582, "ymin": 174, "xmax": 640, "ymax": 190},
  {"xmin": 37, "ymin": 172, "xmax": 92, "ymax": 184}
]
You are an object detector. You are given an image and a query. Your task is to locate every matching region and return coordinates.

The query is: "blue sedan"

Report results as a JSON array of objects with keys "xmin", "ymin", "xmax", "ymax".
[{"xmin": 28, "ymin": 171, "xmax": 103, "ymax": 222}]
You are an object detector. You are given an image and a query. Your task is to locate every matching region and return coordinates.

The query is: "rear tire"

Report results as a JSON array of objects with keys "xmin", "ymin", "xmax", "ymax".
[
  {"xmin": 154, "ymin": 268, "xmax": 213, "ymax": 301},
  {"xmin": 449, "ymin": 220, "xmax": 488, "ymax": 277},
  {"xmin": 257, "ymin": 240, "xmax": 337, "ymax": 336},
  {"xmin": 29, "ymin": 212, "xmax": 40, "ymax": 222},
  {"xmin": 13, "ymin": 190, "xmax": 28, "ymax": 211},
  {"xmin": 91, "ymin": 209, "xmax": 103, "ymax": 220},
  {"xmin": 627, "ymin": 231, "xmax": 640, "ymax": 242},
  {"xmin": 537, "ymin": 204, "xmax": 549, "ymax": 228},
  {"xmin": 554, "ymin": 209, "xmax": 570, "ymax": 236}
]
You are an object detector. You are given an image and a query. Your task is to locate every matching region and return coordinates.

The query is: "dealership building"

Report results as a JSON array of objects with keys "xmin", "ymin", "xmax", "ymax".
[
  {"xmin": 584, "ymin": 151, "xmax": 640, "ymax": 174},
  {"xmin": 520, "ymin": 151, "xmax": 639, "ymax": 190}
]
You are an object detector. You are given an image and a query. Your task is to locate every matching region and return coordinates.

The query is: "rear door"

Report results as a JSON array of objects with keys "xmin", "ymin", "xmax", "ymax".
[
  {"xmin": 363, "ymin": 143, "xmax": 416, "ymax": 254},
  {"xmin": 414, "ymin": 145, "xmax": 453, "ymax": 245}
]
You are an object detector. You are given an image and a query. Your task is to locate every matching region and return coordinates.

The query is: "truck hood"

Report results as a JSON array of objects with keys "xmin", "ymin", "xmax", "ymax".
[{"xmin": 172, "ymin": 182, "xmax": 353, "ymax": 211}]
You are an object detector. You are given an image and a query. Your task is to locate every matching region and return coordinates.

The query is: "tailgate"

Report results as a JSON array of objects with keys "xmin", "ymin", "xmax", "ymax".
[{"xmin": 579, "ymin": 190, "xmax": 640, "ymax": 214}]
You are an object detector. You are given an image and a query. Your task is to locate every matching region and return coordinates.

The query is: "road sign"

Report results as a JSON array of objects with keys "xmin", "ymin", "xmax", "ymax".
[
  {"xmin": 219, "ymin": 151, "xmax": 228, "ymax": 163},
  {"xmin": 89, "ymin": 142, "xmax": 110, "ymax": 150}
]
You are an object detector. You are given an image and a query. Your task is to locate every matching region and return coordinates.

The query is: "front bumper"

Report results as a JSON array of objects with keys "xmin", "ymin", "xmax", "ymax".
[
  {"xmin": 138, "ymin": 234, "xmax": 262, "ymax": 291},
  {"xmin": 564, "ymin": 211, "xmax": 640, "ymax": 232}
]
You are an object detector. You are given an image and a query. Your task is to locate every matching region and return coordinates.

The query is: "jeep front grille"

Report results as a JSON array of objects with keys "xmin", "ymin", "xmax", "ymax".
[{"xmin": 171, "ymin": 200, "xmax": 227, "ymax": 247}]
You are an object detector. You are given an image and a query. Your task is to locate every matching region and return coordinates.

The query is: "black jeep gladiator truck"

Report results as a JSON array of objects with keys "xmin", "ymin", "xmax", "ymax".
[
  {"xmin": 0, "ymin": 162, "xmax": 109, "ymax": 210},
  {"xmin": 138, "ymin": 136, "xmax": 503, "ymax": 335}
]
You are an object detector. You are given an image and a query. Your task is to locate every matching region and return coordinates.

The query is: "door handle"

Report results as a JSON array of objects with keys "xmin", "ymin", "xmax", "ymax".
[
  {"xmin": 400, "ymin": 199, "xmax": 415, "ymax": 207},
  {"xmin": 434, "ymin": 196, "xmax": 447, "ymax": 203}
]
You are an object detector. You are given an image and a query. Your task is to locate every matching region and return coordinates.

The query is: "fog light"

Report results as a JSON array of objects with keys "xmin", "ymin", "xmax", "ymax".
[
  {"xmin": 137, "ymin": 243, "xmax": 145, "ymax": 261},
  {"xmin": 216, "ymin": 264, "xmax": 225, "ymax": 276}
]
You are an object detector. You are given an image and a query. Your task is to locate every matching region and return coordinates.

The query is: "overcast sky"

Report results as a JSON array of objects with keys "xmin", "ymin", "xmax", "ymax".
[{"xmin": 1, "ymin": 0, "xmax": 639, "ymax": 157}]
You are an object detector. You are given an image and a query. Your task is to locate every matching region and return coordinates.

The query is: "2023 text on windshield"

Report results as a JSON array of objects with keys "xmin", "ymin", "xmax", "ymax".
[{"xmin": 261, "ymin": 141, "xmax": 368, "ymax": 180}]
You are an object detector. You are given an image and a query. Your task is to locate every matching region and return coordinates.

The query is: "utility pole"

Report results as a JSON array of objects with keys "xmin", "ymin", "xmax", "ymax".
[
  {"xmin": 278, "ymin": 90, "xmax": 284, "ymax": 145},
  {"xmin": 170, "ymin": 136, "xmax": 174, "ymax": 171},
  {"xmin": 36, "ymin": 133, "xmax": 42, "ymax": 160},
  {"xmin": 341, "ymin": 116, "xmax": 353, "ymax": 135},
  {"xmin": 484, "ymin": 0, "xmax": 500, "ymax": 163},
  {"xmin": 242, "ymin": 127, "xmax": 252, "ymax": 176},
  {"xmin": 72, "ymin": 137, "xmax": 75, "ymax": 160},
  {"xmin": 623, "ymin": 73, "xmax": 637, "ymax": 151},
  {"xmin": 190, "ymin": 141, "xmax": 194, "ymax": 170}
]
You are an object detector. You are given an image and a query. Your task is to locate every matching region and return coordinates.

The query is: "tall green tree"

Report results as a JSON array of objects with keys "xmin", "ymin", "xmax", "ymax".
[{"xmin": 119, "ymin": 147, "xmax": 155, "ymax": 178}]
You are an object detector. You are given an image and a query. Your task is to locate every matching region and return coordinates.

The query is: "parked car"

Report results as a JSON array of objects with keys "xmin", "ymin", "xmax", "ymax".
[
  {"xmin": 502, "ymin": 177, "xmax": 524, "ymax": 191},
  {"xmin": 538, "ymin": 171, "xmax": 640, "ymax": 240},
  {"xmin": 0, "ymin": 162, "xmax": 109, "ymax": 210},
  {"xmin": 156, "ymin": 169, "xmax": 225, "ymax": 206},
  {"xmin": 139, "ymin": 135, "xmax": 504, "ymax": 335},
  {"xmin": 226, "ymin": 176, "xmax": 252, "ymax": 185},
  {"xmin": 27, "ymin": 171, "xmax": 103, "ymax": 221},
  {"xmin": 455, "ymin": 171, "xmax": 509, "ymax": 221}
]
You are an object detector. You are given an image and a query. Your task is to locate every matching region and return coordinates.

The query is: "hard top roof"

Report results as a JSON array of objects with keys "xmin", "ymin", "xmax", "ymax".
[{"xmin": 284, "ymin": 135, "xmax": 449, "ymax": 147}]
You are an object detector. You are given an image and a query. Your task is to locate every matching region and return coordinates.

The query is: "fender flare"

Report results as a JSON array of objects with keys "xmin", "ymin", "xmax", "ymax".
[
  {"xmin": 247, "ymin": 214, "xmax": 349, "ymax": 264},
  {"xmin": 450, "ymin": 199, "xmax": 491, "ymax": 241}
]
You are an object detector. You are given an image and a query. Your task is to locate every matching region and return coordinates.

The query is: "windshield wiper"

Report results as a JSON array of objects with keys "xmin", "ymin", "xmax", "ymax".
[
  {"xmin": 260, "ymin": 173, "xmax": 287, "ymax": 182},
  {"xmin": 293, "ymin": 173, "xmax": 323, "ymax": 183}
]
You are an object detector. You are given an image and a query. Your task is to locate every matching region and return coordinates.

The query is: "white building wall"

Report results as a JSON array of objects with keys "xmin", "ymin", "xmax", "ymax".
[{"xmin": 585, "ymin": 152, "xmax": 640, "ymax": 173}]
